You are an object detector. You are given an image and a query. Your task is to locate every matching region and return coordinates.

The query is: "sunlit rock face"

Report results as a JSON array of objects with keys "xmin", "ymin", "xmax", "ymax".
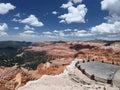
[
  {"xmin": 0, "ymin": 66, "xmax": 20, "ymax": 90},
  {"xmin": 36, "ymin": 62, "xmax": 65, "ymax": 76},
  {"xmin": 0, "ymin": 66, "xmax": 37, "ymax": 90},
  {"xmin": 113, "ymin": 70, "xmax": 120, "ymax": 88},
  {"xmin": 18, "ymin": 60, "xmax": 119, "ymax": 90}
]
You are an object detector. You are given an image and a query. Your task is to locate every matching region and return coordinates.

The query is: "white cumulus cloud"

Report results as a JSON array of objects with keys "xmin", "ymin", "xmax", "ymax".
[
  {"xmin": 14, "ymin": 27, "xmax": 19, "ymax": 30},
  {"xmin": 59, "ymin": 4, "xmax": 87, "ymax": 24},
  {"xmin": 101, "ymin": 0, "xmax": 120, "ymax": 15},
  {"xmin": 64, "ymin": 29, "xmax": 72, "ymax": 32},
  {"xmin": 0, "ymin": 23, "xmax": 8, "ymax": 36},
  {"xmin": 42, "ymin": 31, "xmax": 52, "ymax": 35},
  {"xmin": 70, "ymin": 0, "xmax": 82, "ymax": 4},
  {"xmin": 19, "ymin": 30, "xmax": 37, "ymax": 37},
  {"xmin": 70, "ymin": 29, "xmax": 92, "ymax": 37},
  {"xmin": 14, "ymin": 13, "xmax": 20, "ymax": 17},
  {"xmin": 61, "ymin": 2, "xmax": 73, "ymax": 9},
  {"xmin": 0, "ymin": 3, "xmax": 15, "ymax": 15},
  {"xmin": 101, "ymin": 0, "xmax": 120, "ymax": 22},
  {"xmin": 91, "ymin": 21, "xmax": 120, "ymax": 34},
  {"xmin": 87, "ymin": 0, "xmax": 120, "ymax": 40},
  {"xmin": 24, "ymin": 25, "xmax": 35, "ymax": 31},
  {"xmin": 0, "ymin": 23, "xmax": 8, "ymax": 31},
  {"xmin": 12, "ymin": 18, "xmax": 21, "ymax": 22},
  {"xmin": 53, "ymin": 30, "xmax": 59, "ymax": 33},
  {"xmin": 52, "ymin": 11, "xmax": 58, "ymax": 15},
  {"xmin": 21, "ymin": 14, "xmax": 44, "ymax": 27},
  {"xmin": 22, "ymin": 30, "xmax": 35, "ymax": 34}
]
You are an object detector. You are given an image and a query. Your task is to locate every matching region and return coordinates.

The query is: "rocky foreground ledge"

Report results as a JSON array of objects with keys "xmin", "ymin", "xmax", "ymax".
[{"xmin": 18, "ymin": 60, "xmax": 119, "ymax": 90}]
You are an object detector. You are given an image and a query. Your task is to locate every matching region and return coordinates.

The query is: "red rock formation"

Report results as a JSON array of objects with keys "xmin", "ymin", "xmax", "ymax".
[
  {"xmin": 25, "ymin": 42, "xmax": 120, "ymax": 65},
  {"xmin": 1, "ymin": 41, "xmax": 120, "ymax": 90},
  {"xmin": 36, "ymin": 62, "xmax": 65, "ymax": 75},
  {"xmin": 0, "ymin": 66, "xmax": 37, "ymax": 90},
  {"xmin": 76, "ymin": 47, "xmax": 120, "ymax": 64}
]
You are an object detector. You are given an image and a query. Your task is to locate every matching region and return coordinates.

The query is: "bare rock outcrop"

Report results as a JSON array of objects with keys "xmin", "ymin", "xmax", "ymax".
[
  {"xmin": 18, "ymin": 60, "xmax": 119, "ymax": 90},
  {"xmin": 0, "ymin": 66, "xmax": 37, "ymax": 90}
]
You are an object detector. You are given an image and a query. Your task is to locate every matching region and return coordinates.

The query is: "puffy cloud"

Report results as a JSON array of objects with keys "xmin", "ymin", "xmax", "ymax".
[
  {"xmin": 98, "ymin": 34, "xmax": 120, "ymax": 40},
  {"xmin": 59, "ymin": 4, "xmax": 87, "ymax": 24},
  {"xmin": 61, "ymin": 2, "xmax": 73, "ymax": 9},
  {"xmin": 0, "ymin": 3, "xmax": 15, "ymax": 15},
  {"xmin": 58, "ymin": 31, "xmax": 65, "ymax": 36},
  {"xmin": 50, "ymin": 29, "xmax": 92, "ymax": 38},
  {"xmin": 70, "ymin": 30, "xmax": 93, "ymax": 37},
  {"xmin": 70, "ymin": 0, "xmax": 82, "ymax": 4},
  {"xmin": 42, "ymin": 30, "xmax": 66, "ymax": 40},
  {"xmin": 14, "ymin": 27, "xmax": 19, "ymax": 30},
  {"xmin": 88, "ymin": 0, "xmax": 120, "ymax": 40},
  {"xmin": 101, "ymin": 0, "xmax": 120, "ymax": 22},
  {"xmin": 22, "ymin": 30, "xmax": 35, "ymax": 34},
  {"xmin": 0, "ymin": 32, "xmax": 7, "ymax": 36},
  {"xmin": 0, "ymin": 23, "xmax": 8, "ymax": 36},
  {"xmin": 101, "ymin": 0, "xmax": 120, "ymax": 15},
  {"xmin": 19, "ymin": 30, "xmax": 37, "ymax": 37},
  {"xmin": 14, "ymin": 13, "xmax": 20, "ymax": 17},
  {"xmin": 12, "ymin": 18, "xmax": 21, "ymax": 22},
  {"xmin": 42, "ymin": 31, "xmax": 52, "ymax": 35},
  {"xmin": 53, "ymin": 30, "xmax": 59, "ymax": 33},
  {"xmin": 21, "ymin": 15, "xmax": 44, "ymax": 27},
  {"xmin": 20, "ymin": 25, "xmax": 37, "ymax": 37},
  {"xmin": 64, "ymin": 29, "xmax": 72, "ymax": 32},
  {"xmin": 0, "ymin": 23, "xmax": 8, "ymax": 31},
  {"xmin": 52, "ymin": 11, "xmax": 58, "ymax": 15},
  {"xmin": 24, "ymin": 25, "xmax": 35, "ymax": 31},
  {"xmin": 45, "ymin": 30, "xmax": 65, "ymax": 37},
  {"xmin": 91, "ymin": 21, "xmax": 120, "ymax": 34}
]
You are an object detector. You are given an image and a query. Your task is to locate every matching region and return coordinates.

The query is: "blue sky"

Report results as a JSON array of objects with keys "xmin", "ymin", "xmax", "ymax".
[{"xmin": 0, "ymin": 0, "xmax": 120, "ymax": 41}]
